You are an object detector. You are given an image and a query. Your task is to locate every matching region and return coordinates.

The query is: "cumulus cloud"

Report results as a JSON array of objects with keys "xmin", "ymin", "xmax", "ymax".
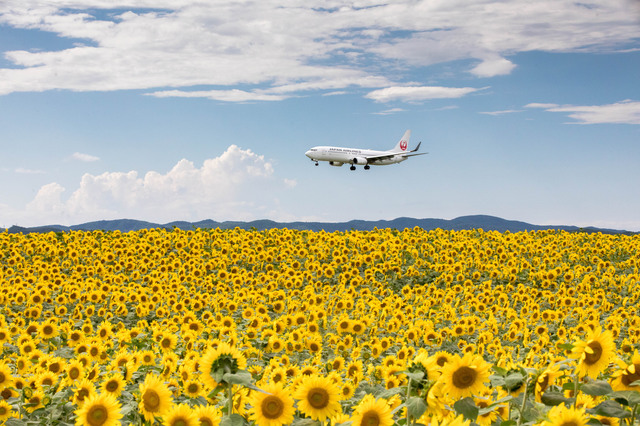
[
  {"xmin": 470, "ymin": 57, "xmax": 517, "ymax": 77},
  {"xmin": 525, "ymin": 100, "xmax": 640, "ymax": 124},
  {"xmin": 15, "ymin": 145, "xmax": 294, "ymax": 226},
  {"xmin": 365, "ymin": 86, "xmax": 484, "ymax": 103},
  {"xmin": 71, "ymin": 152, "xmax": 100, "ymax": 162},
  {"xmin": 0, "ymin": 1, "xmax": 638, "ymax": 99}
]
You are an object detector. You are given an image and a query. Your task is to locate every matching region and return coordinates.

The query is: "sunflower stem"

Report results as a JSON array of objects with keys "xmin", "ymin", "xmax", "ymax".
[
  {"xmin": 572, "ymin": 371, "xmax": 580, "ymax": 409},
  {"xmin": 406, "ymin": 377, "xmax": 412, "ymax": 426},
  {"xmin": 629, "ymin": 402, "xmax": 639, "ymax": 426},
  {"xmin": 516, "ymin": 378, "xmax": 528, "ymax": 426}
]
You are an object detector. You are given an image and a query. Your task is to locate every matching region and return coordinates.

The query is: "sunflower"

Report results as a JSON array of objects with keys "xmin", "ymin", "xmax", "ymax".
[
  {"xmin": 101, "ymin": 374, "xmax": 126, "ymax": 397},
  {"xmin": 439, "ymin": 353, "xmax": 491, "ymax": 399},
  {"xmin": 183, "ymin": 379, "xmax": 205, "ymax": 398},
  {"xmin": 138, "ymin": 373, "xmax": 173, "ymax": 421},
  {"xmin": 0, "ymin": 399, "xmax": 14, "ymax": 421},
  {"xmin": 571, "ymin": 326, "xmax": 615, "ymax": 378},
  {"xmin": 350, "ymin": 395, "xmax": 394, "ymax": 426},
  {"xmin": 249, "ymin": 382, "xmax": 295, "ymax": 426},
  {"xmin": 25, "ymin": 390, "xmax": 45, "ymax": 413},
  {"xmin": 0, "ymin": 363, "xmax": 14, "ymax": 390},
  {"xmin": 193, "ymin": 405, "xmax": 222, "ymax": 426},
  {"xmin": 200, "ymin": 341, "xmax": 247, "ymax": 389},
  {"xmin": 611, "ymin": 351, "xmax": 640, "ymax": 391},
  {"xmin": 74, "ymin": 378, "xmax": 97, "ymax": 406},
  {"xmin": 542, "ymin": 404, "xmax": 589, "ymax": 426},
  {"xmin": 293, "ymin": 374, "xmax": 342, "ymax": 422},
  {"xmin": 535, "ymin": 364, "xmax": 563, "ymax": 402},
  {"xmin": 75, "ymin": 392, "xmax": 122, "ymax": 426},
  {"xmin": 163, "ymin": 403, "xmax": 199, "ymax": 426}
]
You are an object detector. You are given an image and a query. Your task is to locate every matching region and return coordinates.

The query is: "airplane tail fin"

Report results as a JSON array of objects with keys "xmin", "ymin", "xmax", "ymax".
[{"xmin": 391, "ymin": 130, "xmax": 411, "ymax": 153}]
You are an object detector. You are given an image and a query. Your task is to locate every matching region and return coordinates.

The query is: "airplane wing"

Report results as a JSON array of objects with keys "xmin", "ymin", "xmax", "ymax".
[{"xmin": 364, "ymin": 142, "xmax": 427, "ymax": 163}]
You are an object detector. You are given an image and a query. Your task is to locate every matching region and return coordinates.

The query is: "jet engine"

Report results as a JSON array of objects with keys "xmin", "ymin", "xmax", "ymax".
[
  {"xmin": 352, "ymin": 157, "xmax": 368, "ymax": 165},
  {"xmin": 329, "ymin": 161, "xmax": 343, "ymax": 167}
]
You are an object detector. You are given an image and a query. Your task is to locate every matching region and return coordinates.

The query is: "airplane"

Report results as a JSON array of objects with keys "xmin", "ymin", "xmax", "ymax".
[{"xmin": 305, "ymin": 130, "xmax": 426, "ymax": 171}]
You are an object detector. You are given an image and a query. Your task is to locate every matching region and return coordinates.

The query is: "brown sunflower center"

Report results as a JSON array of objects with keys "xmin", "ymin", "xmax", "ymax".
[
  {"xmin": 106, "ymin": 380, "xmax": 119, "ymax": 392},
  {"xmin": 170, "ymin": 418, "xmax": 188, "ymax": 426},
  {"xmin": 77, "ymin": 388, "xmax": 90, "ymax": 402},
  {"xmin": 143, "ymin": 390, "xmax": 161, "ymax": 411},
  {"xmin": 308, "ymin": 387, "xmax": 329, "ymax": 409},
  {"xmin": 261, "ymin": 395, "xmax": 284, "ymax": 419},
  {"xmin": 537, "ymin": 373, "xmax": 550, "ymax": 391},
  {"xmin": 43, "ymin": 325, "xmax": 54, "ymax": 335},
  {"xmin": 436, "ymin": 356, "xmax": 448, "ymax": 367},
  {"xmin": 584, "ymin": 341, "xmax": 603, "ymax": 365},
  {"xmin": 199, "ymin": 418, "xmax": 213, "ymax": 426},
  {"xmin": 559, "ymin": 422, "xmax": 579, "ymax": 426},
  {"xmin": 87, "ymin": 404, "xmax": 108, "ymax": 426},
  {"xmin": 187, "ymin": 383, "xmax": 200, "ymax": 394},
  {"xmin": 361, "ymin": 410, "xmax": 380, "ymax": 426},
  {"xmin": 452, "ymin": 366, "xmax": 477, "ymax": 389},
  {"xmin": 621, "ymin": 364, "xmax": 640, "ymax": 386}
]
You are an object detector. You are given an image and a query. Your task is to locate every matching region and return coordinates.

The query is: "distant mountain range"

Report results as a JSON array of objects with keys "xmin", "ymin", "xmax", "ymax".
[{"xmin": 3, "ymin": 215, "xmax": 636, "ymax": 235}]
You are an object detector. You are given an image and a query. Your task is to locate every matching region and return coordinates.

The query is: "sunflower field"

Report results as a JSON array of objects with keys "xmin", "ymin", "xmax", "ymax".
[{"xmin": 1, "ymin": 227, "xmax": 639, "ymax": 426}]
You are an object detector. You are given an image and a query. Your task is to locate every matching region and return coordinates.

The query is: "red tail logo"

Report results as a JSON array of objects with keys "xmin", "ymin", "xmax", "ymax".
[{"xmin": 400, "ymin": 140, "xmax": 408, "ymax": 151}]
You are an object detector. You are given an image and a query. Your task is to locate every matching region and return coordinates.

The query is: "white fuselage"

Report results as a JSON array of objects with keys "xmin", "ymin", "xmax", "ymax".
[{"xmin": 305, "ymin": 146, "xmax": 406, "ymax": 166}]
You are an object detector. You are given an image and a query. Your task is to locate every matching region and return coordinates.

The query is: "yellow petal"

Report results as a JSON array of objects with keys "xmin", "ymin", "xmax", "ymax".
[
  {"xmin": 584, "ymin": 346, "xmax": 594, "ymax": 354},
  {"xmin": 628, "ymin": 364, "xmax": 636, "ymax": 374}
]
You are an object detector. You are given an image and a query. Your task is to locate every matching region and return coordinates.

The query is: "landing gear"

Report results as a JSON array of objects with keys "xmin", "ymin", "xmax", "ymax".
[
  {"xmin": 350, "ymin": 165, "xmax": 356, "ymax": 171},
  {"xmin": 364, "ymin": 165, "xmax": 370, "ymax": 170},
  {"xmin": 314, "ymin": 161, "xmax": 319, "ymax": 166}
]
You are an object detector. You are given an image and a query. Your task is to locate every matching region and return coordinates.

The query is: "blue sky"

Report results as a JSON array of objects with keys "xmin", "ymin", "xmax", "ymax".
[{"xmin": 1, "ymin": 1, "xmax": 640, "ymax": 230}]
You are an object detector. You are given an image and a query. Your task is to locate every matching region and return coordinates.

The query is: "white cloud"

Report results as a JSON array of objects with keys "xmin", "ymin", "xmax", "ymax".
[
  {"xmin": 72, "ymin": 152, "xmax": 100, "ymax": 162},
  {"xmin": 479, "ymin": 109, "xmax": 523, "ymax": 116},
  {"xmin": 15, "ymin": 167, "xmax": 45, "ymax": 174},
  {"xmin": 148, "ymin": 89, "xmax": 290, "ymax": 102},
  {"xmin": 365, "ymin": 86, "xmax": 484, "ymax": 103},
  {"xmin": 470, "ymin": 57, "xmax": 516, "ymax": 77},
  {"xmin": 526, "ymin": 100, "xmax": 640, "ymax": 124},
  {"xmin": 12, "ymin": 145, "xmax": 296, "ymax": 226},
  {"xmin": 525, "ymin": 103, "xmax": 560, "ymax": 109},
  {"xmin": 372, "ymin": 107, "xmax": 405, "ymax": 115},
  {"xmin": 0, "ymin": 1, "xmax": 638, "ymax": 99}
]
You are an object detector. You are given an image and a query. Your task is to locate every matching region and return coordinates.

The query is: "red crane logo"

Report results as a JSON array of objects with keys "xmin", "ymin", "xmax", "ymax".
[{"xmin": 400, "ymin": 140, "xmax": 408, "ymax": 151}]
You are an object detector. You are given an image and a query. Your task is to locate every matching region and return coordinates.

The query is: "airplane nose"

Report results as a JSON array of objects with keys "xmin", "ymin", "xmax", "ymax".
[{"xmin": 305, "ymin": 150, "xmax": 312, "ymax": 158}]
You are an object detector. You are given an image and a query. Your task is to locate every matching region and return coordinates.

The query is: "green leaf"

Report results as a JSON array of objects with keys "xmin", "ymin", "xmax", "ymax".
[
  {"xmin": 292, "ymin": 418, "xmax": 320, "ymax": 426},
  {"xmin": 453, "ymin": 397, "xmax": 479, "ymax": 421},
  {"xmin": 541, "ymin": 391, "xmax": 574, "ymax": 406},
  {"xmin": 402, "ymin": 371, "xmax": 425, "ymax": 382},
  {"xmin": 4, "ymin": 419, "xmax": 27, "ymax": 426},
  {"xmin": 499, "ymin": 421, "xmax": 517, "ymax": 426},
  {"xmin": 490, "ymin": 374, "xmax": 506, "ymax": 387},
  {"xmin": 53, "ymin": 347, "xmax": 76, "ymax": 359},
  {"xmin": 220, "ymin": 413, "xmax": 247, "ymax": 426},
  {"xmin": 556, "ymin": 343, "xmax": 574, "ymax": 351},
  {"xmin": 504, "ymin": 373, "xmax": 525, "ymax": 391},
  {"xmin": 406, "ymin": 396, "xmax": 427, "ymax": 420},
  {"xmin": 376, "ymin": 386, "xmax": 405, "ymax": 399},
  {"xmin": 222, "ymin": 370, "xmax": 254, "ymax": 387},
  {"xmin": 581, "ymin": 380, "xmax": 613, "ymax": 397},
  {"xmin": 611, "ymin": 390, "xmax": 640, "ymax": 406},
  {"xmin": 588, "ymin": 400, "xmax": 631, "ymax": 419}
]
